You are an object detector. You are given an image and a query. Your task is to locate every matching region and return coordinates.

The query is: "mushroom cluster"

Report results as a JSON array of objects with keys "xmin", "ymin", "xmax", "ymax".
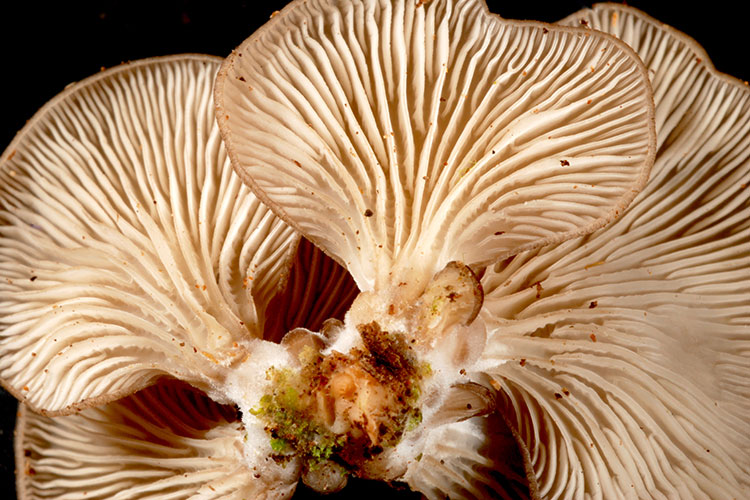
[{"xmin": 1, "ymin": 2, "xmax": 748, "ymax": 499}]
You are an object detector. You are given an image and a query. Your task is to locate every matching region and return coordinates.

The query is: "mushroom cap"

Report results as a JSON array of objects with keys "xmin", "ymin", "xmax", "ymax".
[
  {"xmin": 15, "ymin": 378, "xmax": 298, "ymax": 499},
  {"xmin": 215, "ymin": 0, "xmax": 655, "ymax": 294},
  {"xmin": 475, "ymin": 4, "xmax": 750, "ymax": 498},
  {"xmin": 404, "ymin": 402, "xmax": 535, "ymax": 498},
  {"xmin": 0, "ymin": 55, "xmax": 298, "ymax": 415}
]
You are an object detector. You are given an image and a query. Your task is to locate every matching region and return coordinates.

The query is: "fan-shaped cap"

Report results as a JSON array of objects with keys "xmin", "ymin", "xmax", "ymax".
[
  {"xmin": 15, "ymin": 379, "xmax": 298, "ymax": 499},
  {"xmin": 215, "ymin": 0, "xmax": 655, "ymax": 294},
  {"xmin": 404, "ymin": 413, "xmax": 534, "ymax": 499},
  {"xmin": 477, "ymin": 5, "xmax": 750, "ymax": 498},
  {"xmin": 0, "ymin": 55, "xmax": 298, "ymax": 415}
]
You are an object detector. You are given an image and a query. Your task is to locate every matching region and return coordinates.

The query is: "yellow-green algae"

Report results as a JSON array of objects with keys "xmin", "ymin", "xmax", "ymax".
[{"xmin": 251, "ymin": 322, "xmax": 428, "ymax": 474}]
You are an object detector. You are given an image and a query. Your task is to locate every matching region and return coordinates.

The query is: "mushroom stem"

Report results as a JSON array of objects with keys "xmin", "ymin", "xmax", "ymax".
[{"xmin": 248, "ymin": 260, "xmax": 491, "ymax": 488}]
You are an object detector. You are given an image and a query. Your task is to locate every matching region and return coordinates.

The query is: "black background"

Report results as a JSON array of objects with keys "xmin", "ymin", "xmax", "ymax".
[{"xmin": 0, "ymin": 1, "xmax": 745, "ymax": 498}]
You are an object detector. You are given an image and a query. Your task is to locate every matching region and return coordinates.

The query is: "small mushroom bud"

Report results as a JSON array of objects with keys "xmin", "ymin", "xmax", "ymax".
[
  {"xmin": 415, "ymin": 261, "xmax": 484, "ymax": 344},
  {"xmin": 280, "ymin": 328, "xmax": 325, "ymax": 365},
  {"xmin": 301, "ymin": 459, "xmax": 348, "ymax": 494},
  {"xmin": 320, "ymin": 318, "xmax": 345, "ymax": 344}
]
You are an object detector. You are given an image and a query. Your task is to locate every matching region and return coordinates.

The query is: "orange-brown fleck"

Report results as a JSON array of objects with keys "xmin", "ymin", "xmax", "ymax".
[{"xmin": 584, "ymin": 261, "xmax": 605, "ymax": 270}]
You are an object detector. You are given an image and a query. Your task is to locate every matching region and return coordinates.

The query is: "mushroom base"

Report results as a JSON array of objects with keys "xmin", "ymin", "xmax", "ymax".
[{"xmin": 250, "ymin": 322, "xmax": 428, "ymax": 492}]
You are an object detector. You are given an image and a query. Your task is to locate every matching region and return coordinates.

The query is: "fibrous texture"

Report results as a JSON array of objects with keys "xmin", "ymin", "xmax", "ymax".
[
  {"xmin": 0, "ymin": 56, "xmax": 297, "ymax": 415},
  {"xmin": 404, "ymin": 413, "xmax": 534, "ymax": 499},
  {"xmin": 475, "ymin": 5, "xmax": 750, "ymax": 498},
  {"xmin": 3, "ymin": 1, "xmax": 749, "ymax": 500},
  {"xmin": 264, "ymin": 238, "xmax": 359, "ymax": 343},
  {"xmin": 216, "ymin": 0, "xmax": 655, "ymax": 293},
  {"xmin": 15, "ymin": 379, "xmax": 267, "ymax": 500}
]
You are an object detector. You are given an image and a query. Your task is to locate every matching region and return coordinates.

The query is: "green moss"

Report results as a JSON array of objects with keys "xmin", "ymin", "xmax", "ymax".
[
  {"xmin": 280, "ymin": 386, "xmax": 298, "ymax": 410},
  {"xmin": 252, "ymin": 325, "xmax": 430, "ymax": 473},
  {"xmin": 270, "ymin": 438, "xmax": 289, "ymax": 452},
  {"xmin": 251, "ymin": 366, "xmax": 349, "ymax": 468},
  {"xmin": 405, "ymin": 409, "xmax": 422, "ymax": 432}
]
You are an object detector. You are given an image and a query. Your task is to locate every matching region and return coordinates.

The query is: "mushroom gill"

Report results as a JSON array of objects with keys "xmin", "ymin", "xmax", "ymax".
[
  {"xmin": 0, "ymin": 56, "xmax": 300, "ymax": 417},
  {"xmin": 0, "ymin": 52, "xmax": 360, "ymax": 500},
  {"xmin": 15, "ymin": 379, "xmax": 265, "ymax": 499},
  {"xmin": 1, "ymin": 1, "xmax": 749, "ymax": 500},
  {"xmin": 474, "ymin": 4, "xmax": 750, "ymax": 498},
  {"xmin": 215, "ymin": 0, "xmax": 655, "ymax": 295}
]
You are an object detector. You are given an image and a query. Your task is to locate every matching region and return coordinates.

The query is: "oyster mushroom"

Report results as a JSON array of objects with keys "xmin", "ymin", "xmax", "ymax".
[
  {"xmin": 0, "ymin": 55, "xmax": 300, "ymax": 416},
  {"xmin": 216, "ymin": 0, "xmax": 655, "ymax": 294},
  {"xmin": 0, "ymin": 54, "xmax": 313, "ymax": 497},
  {"xmin": 1, "ymin": 3, "xmax": 748, "ymax": 500},
  {"xmin": 0, "ymin": 50, "xmax": 364, "ymax": 499},
  {"xmin": 467, "ymin": 5, "xmax": 750, "ymax": 498},
  {"xmin": 15, "ymin": 379, "xmax": 253, "ymax": 499},
  {"xmin": 215, "ymin": 0, "xmax": 657, "ymax": 493}
]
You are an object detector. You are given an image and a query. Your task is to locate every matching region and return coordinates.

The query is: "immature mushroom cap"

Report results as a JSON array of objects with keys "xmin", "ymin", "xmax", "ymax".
[
  {"xmin": 215, "ymin": 0, "xmax": 656, "ymax": 298},
  {"xmin": 470, "ymin": 4, "xmax": 750, "ymax": 498},
  {"xmin": 0, "ymin": 56, "xmax": 298, "ymax": 415}
]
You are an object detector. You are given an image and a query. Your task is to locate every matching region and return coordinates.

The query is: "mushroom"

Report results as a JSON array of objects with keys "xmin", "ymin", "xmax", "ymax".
[
  {"xmin": 0, "ymin": 54, "xmax": 309, "ymax": 497},
  {"xmin": 1, "ymin": 2, "xmax": 748, "ymax": 500},
  {"xmin": 15, "ymin": 379, "xmax": 258, "ymax": 498},
  {"xmin": 214, "ymin": 0, "xmax": 661, "ymax": 493},
  {"xmin": 216, "ymin": 0, "xmax": 654, "ymax": 296},
  {"xmin": 0, "ymin": 53, "xmax": 360, "ymax": 499},
  {"xmin": 213, "ymin": 0, "xmax": 747, "ymax": 497},
  {"xmin": 469, "ymin": 5, "xmax": 750, "ymax": 498},
  {"xmin": 0, "ymin": 55, "xmax": 301, "ymax": 415}
]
